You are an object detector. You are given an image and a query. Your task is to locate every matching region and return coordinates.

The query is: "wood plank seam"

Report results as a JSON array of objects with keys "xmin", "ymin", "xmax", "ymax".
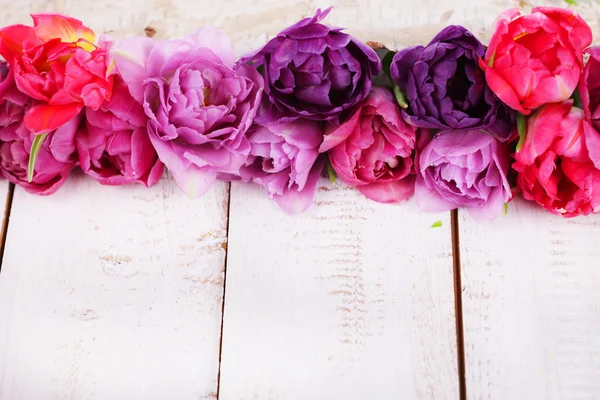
[
  {"xmin": 451, "ymin": 209, "xmax": 467, "ymax": 400},
  {"xmin": 216, "ymin": 182, "xmax": 232, "ymax": 400},
  {"xmin": 0, "ymin": 183, "xmax": 15, "ymax": 272}
]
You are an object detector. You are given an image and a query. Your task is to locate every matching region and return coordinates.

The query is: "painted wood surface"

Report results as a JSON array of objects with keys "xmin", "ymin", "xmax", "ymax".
[
  {"xmin": 459, "ymin": 199, "xmax": 600, "ymax": 400},
  {"xmin": 219, "ymin": 180, "xmax": 458, "ymax": 399},
  {"xmin": 0, "ymin": 0, "xmax": 600, "ymax": 399},
  {"xmin": 0, "ymin": 174, "xmax": 229, "ymax": 399}
]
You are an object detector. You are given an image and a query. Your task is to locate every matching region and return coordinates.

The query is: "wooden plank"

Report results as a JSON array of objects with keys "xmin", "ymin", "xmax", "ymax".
[
  {"xmin": 0, "ymin": 182, "xmax": 12, "ymax": 264},
  {"xmin": 0, "ymin": 173, "xmax": 229, "ymax": 399},
  {"xmin": 219, "ymin": 180, "xmax": 458, "ymax": 399},
  {"xmin": 459, "ymin": 198, "xmax": 600, "ymax": 399}
]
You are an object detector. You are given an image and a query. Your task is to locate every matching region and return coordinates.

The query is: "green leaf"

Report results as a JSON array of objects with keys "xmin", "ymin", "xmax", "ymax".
[
  {"xmin": 256, "ymin": 65, "xmax": 264, "ymax": 76},
  {"xmin": 431, "ymin": 220, "xmax": 443, "ymax": 228},
  {"xmin": 516, "ymin": 113, "xmax": 527, "ymax": 152},
  {"xmin": 326, "ymin": 159, "xmax": 336, "ymax": 185},
  {"xmin": 381, "ymin": 50, "xmax": 395, "ymax": 78},
  {"xmin": 28, "ymin": 133, "xmax": 48, "ymax": 183},
  {"xmin": 564, "ymin": 0, "xmax": 577, "ymax": 4},
  {"xmin": 504, "ymin": 202, "xmax": 509, "ymax": 215},
  {"xmin": 572, "ymin": 87, "xmax": 583, "ymax": 109},
  {"xmin": 393, "ymin": 84, "xmax": 409, "ymax": 109}
]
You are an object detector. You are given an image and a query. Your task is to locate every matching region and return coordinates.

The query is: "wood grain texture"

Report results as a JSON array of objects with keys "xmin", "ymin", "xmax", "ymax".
[
  {"xmin": 0, "ymin": 182, "xmax": 12, "ymax": 263},
  {"xmin": 219, "ymin": 180, "xmax": 458, "ymax": 399},
  {"xmin": 459, "ymin": 199, "xmax": 600, "ymax": 400},
  {"xmin": 5, "ymin": 0, "xmax": 599, "ymax": 57},
  {"xmin": 0, "ymin": 0, "xmax": 600, "ymax": 399},
  {"xmin": 0, "ymin": 173, "xmax": 228, "ymax": 400}
]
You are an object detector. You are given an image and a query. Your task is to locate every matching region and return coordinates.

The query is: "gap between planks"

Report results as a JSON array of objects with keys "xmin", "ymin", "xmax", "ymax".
[
  {"xmin": 216, "ymin": 182, "xmax": 232, "ymax": 399},
  {"xmin": 0, "ymin": 183, "xmax": 15, "ymax": 271},
  {"xmin": 451, "ymin": 209, "xmax": 467, "ymax": 400}
]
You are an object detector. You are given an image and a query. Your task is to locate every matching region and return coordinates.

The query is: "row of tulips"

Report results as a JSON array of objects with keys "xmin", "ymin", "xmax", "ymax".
[{"xmin": 0, "ymin": 7, "xmax": 597, "ymax": 220}]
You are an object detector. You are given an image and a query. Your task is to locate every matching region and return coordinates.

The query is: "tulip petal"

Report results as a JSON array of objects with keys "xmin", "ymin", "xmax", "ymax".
[
  {"xmin": 0, "ymin": 25, "xmax": 35, "ymax": 62},
  {"xmin": 24, "ymin": 103, "xmax": 83, "ymax": 134},
  {"xmin": 273, "ymin": 157, "xmax": 324, "ymax": 214},
  {"xmin": 357, "ymin": 176, "xmax": 415, "ymax": 203},
  {"xmin": 150, "ymin": 136, "xmax": 216, "ymax": 197},
  {"xmin": 584, "ymin": 120, "xmax": 600, "ymax": 169},
  {"xmin": 184, "ymin": 26, "xmax": 234, "ymax": 68},
  {"xmin": 113, "ymin": 37, "xmax": 156, "ymax": 103},
  {"xmin": 319, "ymin": 107, "xmax": 359, "ymax": 152},
  {"xmin": 414, "ymin": 174, "xmax": 457, "ymax": 212},
  {"xmin": 32, "ymin": 13, "xmax": 95, "ymax": 50}
]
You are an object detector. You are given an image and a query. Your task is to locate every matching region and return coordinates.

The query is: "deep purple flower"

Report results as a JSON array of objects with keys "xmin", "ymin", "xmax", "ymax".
[
  {"xmin": 241, "ymin": 7, "xmax": 381, "ymax": 124},
  {"xmin": 390, "ymin": 25, "xmax": 515, "ymax": 141},
  {"xmin": 414, "ymin": 129, "xmax": 512, "ymax": 221},
  {"xmin": 240, "ymin": 119, "xmax": 324, "ymax": 214},
  {"xmin": 113, "ymin": 27, "xmax": 263, "ymax": 197},
  {"xmin": 0, "ymin": 63, "xmax": 78, "ymax": 195}
]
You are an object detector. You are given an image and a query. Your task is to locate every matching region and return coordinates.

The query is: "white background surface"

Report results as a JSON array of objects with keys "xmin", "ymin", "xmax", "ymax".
[{"xmin": 0, "ymin": 0, "xmax": 599, "ymax": 399}]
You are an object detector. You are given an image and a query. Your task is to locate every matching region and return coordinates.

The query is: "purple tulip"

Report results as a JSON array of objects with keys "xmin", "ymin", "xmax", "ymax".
[
  {"xmin": 239, "ymin": 119, "xmax": 324, "ymax": 214},
  {"xmin": 77, "ymin": 77, "xmax": 164, "ymax": 187},
  {"xmin": 240, "ymin": 7, "xmax": 381, "ymax": 124},
  {"xmin": 414, "ymin": 129, "xmax": 512, "ymax": 221},
  {"xmin": 0, "ymin": 63, "xmax": 78, "ymax": 195},
  {"xmin": 391, "ymin": 25, "xmax": 515, "ymax": 141},
  {"xmin": 321, "ymin": 86, "xmax": 416, "ymax": 203},
  {"xmin": 113, "ymin": 27, "xmax": 263, "ymax": 197}
]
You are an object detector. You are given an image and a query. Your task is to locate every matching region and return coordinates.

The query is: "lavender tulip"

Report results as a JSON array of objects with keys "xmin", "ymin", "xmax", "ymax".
[
  {"xmin": 113, "ymin": 27, "xmax": 263, "ymax": 197},
  {"xmin": 241, "ymin": 7, "xmax": 381, "ymax": 124},
  {"xmin": 240, "ymin": 119, "xmax": 324, "ymax": 214},
  {"xmin": 414, "ymin": 129, "xmax": 512, "ymax": 221},
  {"xmin": 0, "ymin": 63, "xmax": 78, "ymax": 195},
  {"xmin": 391, "ymin": 25, "xmax": 515, "ymax": 141}
]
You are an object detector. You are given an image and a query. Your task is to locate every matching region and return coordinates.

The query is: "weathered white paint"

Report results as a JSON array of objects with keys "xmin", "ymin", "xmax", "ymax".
[
  {"xmin": 219, "ymin": 180, "xmax": 458, "ymax": 399},
  {"xmin": 0, "ymin": 173, "xmax": 228, "ymax": 399},
  {"xmin": 0, "ymin": 0, "xmax": 600, "ymax": 399},
  {"xmin": 459, "ymin": 198, "xmax": 600, "ymax": 400}
]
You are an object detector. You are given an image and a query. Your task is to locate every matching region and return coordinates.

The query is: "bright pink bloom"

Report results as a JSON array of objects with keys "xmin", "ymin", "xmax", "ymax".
[
  {"xmin": 0, "ymin": 63, "xmax": 78, "ymax": 194},
  {"xmin": 322, "ymin": 86, "xmax": 416, "ymax": 203},
  {"xmin": 481, "ymin": 7, "xmax": 592, "ymax": 115},
  {"xmin": 0, "ymin": 13, "xmax": 113, "ymax": 134},
  {"xmin": 514, "ymin": 101, "xmax": 600, "ymax": 217},
  {"xmin": 579, "ymin": 46, "xmax": 600, "ymax": 131},
  {"xmin": 76, "ymin": 77, "xmax": 164, "ymax": 186}
]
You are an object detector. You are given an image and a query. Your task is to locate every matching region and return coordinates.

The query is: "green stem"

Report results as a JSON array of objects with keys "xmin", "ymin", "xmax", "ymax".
[
  {"xmin": 516, "ymin": 113, "xmax": 527, "ymax": 152},
  {"xmin": 326, "ymin": 158, "xmax": 336, "ymax": 185}
]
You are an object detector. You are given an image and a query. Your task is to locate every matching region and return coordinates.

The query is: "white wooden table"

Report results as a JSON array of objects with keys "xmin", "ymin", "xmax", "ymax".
[{"xmin": 1, "ymin": 0, "xmax": 600, "ymax": 399}]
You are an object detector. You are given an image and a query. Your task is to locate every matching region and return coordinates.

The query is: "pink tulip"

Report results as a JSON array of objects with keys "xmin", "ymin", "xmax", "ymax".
[
  {"xmin": 481, "ymin": 7, "xmax": 592, "ymax": 115},
  {"xmin": 0, "ymin": 63, "xmax": 78, "ymax": 194},
  {"xmin": 579, "ymin": 46, "xmax": 600, "ymax": 131},
  {"xmin": 76, "ymin": 77, "xmax": 164, "ymax": 186},
  {"xmin": 322, "ymin": 86, "xmax": 416, "ymax": 203}
]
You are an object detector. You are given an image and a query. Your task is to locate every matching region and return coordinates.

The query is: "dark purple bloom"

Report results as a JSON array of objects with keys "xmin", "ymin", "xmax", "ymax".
[
  {"xmin": 390, "ymin": 25, "xmax": 515, "ymax": 141},
  {"xmin": 240, "ymin": 7, "xmax": 381, "ymax": 124}
]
